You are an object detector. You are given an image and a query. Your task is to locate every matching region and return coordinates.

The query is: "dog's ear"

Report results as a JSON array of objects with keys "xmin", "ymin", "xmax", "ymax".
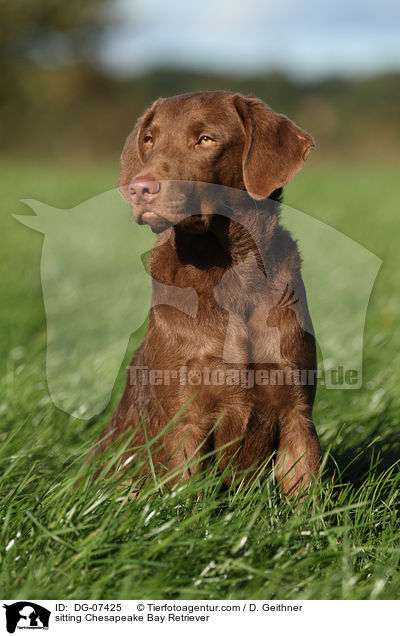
[
  {"xmin": 234, "ymin": 95, "xmax": 314, "ymax": 199},
  {"xmin": 118, "ymin": 98, "xmax": 165, "ymax": 200}
]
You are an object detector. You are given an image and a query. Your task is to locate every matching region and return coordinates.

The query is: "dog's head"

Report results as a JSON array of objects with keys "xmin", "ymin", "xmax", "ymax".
[{"xmin": 119, "ymin": 91, "xmax": 314, "ymax": 233}]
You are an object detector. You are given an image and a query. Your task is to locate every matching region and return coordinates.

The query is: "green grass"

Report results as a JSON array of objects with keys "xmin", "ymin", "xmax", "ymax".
[{"xmin": 0, "ymin": 156, "xmax": 399, "ymax": 600}]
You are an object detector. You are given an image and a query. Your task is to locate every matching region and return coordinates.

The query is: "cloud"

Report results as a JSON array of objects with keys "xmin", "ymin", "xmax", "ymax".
[{"xmin": 100, "ymin": 0, "xmax": 400, "ymax": 77}]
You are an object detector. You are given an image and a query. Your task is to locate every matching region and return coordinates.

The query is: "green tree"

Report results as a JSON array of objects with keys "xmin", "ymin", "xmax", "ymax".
[{"xmin": 0, "ymin": 0, "xmax": 112, "ymax": 65}]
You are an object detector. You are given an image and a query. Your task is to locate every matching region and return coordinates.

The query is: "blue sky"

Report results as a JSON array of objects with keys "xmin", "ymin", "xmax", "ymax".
[{"xmin": 100, "ymin": 0, "xmax": 400, "ymax": 77}]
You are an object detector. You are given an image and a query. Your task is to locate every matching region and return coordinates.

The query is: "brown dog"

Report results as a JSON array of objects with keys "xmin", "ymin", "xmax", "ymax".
[{"xmin": 97, "ymin": 91, "xmax": 321, "ymax": 495}]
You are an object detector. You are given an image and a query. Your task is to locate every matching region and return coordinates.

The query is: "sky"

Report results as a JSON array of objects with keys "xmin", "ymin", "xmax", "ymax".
[{"xmin": 100, "ymin": 0, "xmax": 400, "ymax": 78}]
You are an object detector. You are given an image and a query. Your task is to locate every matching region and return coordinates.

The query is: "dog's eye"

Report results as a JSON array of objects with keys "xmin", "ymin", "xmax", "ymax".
[
  {"xmin": 197, "ymin": 135, "xmax": 215, "ymax": 146},
  {"xmin": 143, "ymin": 135, "xmax": 153, "ymax": 146}
]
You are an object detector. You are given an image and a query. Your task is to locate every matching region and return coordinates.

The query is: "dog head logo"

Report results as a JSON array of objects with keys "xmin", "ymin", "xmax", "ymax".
[
  {"xmin": 3, "ymin": 602, "xmax": 50, "ymax": 633},
  {"xmin": 15, "ymin": 182, "xmax": 381, "ymax": 417}
]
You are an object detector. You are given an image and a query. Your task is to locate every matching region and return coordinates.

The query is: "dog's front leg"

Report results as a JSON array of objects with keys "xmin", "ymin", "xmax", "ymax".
[
  {"xmin": 273, "ymin": 394, "xmax": 321, "ymax": 496},
  {"xmin": 247, "ymin": 289, "xmax": 321, "ymax": 497},
  {"xmin": 163, "ymin": 418, "xmax": 212, "ymax": 483}
]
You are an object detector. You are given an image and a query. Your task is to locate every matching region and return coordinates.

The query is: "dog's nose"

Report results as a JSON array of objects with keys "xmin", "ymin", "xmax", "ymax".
[{"xmin": 129, "ymin": 175, "xmax": 160, "ymax": 204}]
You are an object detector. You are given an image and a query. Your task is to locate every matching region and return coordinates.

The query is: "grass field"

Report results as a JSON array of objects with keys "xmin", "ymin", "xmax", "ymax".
[{"xmin": 0, "ymin": 157, "xmax": 399, "ymax": 600}]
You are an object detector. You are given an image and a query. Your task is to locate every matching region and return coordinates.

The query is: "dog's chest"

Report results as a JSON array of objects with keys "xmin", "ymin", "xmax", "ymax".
[{"xmin": 148, "ymin": 248, "xmax": 251, "ymax": 366}]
